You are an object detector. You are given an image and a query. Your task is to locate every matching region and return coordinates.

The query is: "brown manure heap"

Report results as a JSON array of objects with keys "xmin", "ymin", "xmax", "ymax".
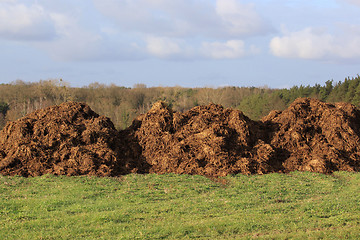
[
  {"xmin": 127, "ymin": 102, "xmax": 279, "ymax": 176},
  {"xmin": 0, "ymin": 102, "xmax": 129, "ymax": 177},
  {"xmin": 262, "ymin": 98, "xmax": 360, "ymax": 173},
  {"xmin": 1, "ymin": 98, "xmax": 360, "ymax": 177}
]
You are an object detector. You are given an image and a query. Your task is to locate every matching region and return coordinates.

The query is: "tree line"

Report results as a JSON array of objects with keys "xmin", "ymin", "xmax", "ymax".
[{"xmin": 0, "ymin": 75, "xmax": 359, "ymax": 130}]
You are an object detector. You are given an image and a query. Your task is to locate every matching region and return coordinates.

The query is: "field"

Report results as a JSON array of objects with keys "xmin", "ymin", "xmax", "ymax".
[{"xmin": 1, "ymin": 172, "xmax": 359, "ymax": 239}]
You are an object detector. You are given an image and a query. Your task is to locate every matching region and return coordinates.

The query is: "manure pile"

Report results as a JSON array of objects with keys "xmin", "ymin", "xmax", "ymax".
[
  {"xmin": 0, "ymin": 102, "xmax": 129, "ymax": 177},
  {"xmin": 0, "ymin": 98, "xmax": 359, "ymax": 177}
]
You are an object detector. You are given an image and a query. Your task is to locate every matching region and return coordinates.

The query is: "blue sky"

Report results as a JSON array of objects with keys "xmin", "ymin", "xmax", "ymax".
[{"xmin": 1, "ymin": 0, "xmax": 360, "ymax": 88}]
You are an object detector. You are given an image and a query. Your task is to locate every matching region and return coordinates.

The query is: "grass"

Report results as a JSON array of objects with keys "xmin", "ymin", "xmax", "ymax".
[{"xmin": 0, "ymin": 171, "xmax": 359, "ymax": 239}]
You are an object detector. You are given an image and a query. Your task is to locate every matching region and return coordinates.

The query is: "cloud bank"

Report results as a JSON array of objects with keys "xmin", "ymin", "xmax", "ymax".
[
  {"xmin": 0, "ymin": 0, "xmax": 275, "ymax": 61},
  {"xmin": 0, "ymin": 2, "xmax": 56, "ymax": 41},
  {"xmin": 1, "ymin": 0, "xmax": 360, "ymax": 63},
  {"xmin": 270, "ymin": 26, "xmax": 360, "ymax": 61},
  {"xmin": 93, "ymin": 0, "xmax": 272, "ymax": 39}
]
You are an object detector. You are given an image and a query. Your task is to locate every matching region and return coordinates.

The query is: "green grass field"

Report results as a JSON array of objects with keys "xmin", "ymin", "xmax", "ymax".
[{"xmin": 1, "ymin": 172, "xmax": 359, "ymax": 239}]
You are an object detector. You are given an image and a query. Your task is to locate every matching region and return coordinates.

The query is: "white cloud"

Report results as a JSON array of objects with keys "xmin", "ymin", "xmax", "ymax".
[
  {"xmin": 41, "ymin": 14, "xmax": 104, "ymax": 61},
  {"xmin": 215, "ymin": 0, "xmax": 272, "ymax": 37},
  {"xmin": 91, "ymin": 0, "xmax": 271, "ymax": 60},
  {"xmin": 269, "ymin": 26, "xmax": 360, "ymax": 60},
  {"xmin": 93, "ymin": 0, "xmax": 272, "ymax": 38},
  {"xmin": 341, "ymin": 0, "xmax": 360, "ymax": 7},
  {"xmin": 93, "ymin": 0, "xmax": 175, "ymax": 35},
  {"xmin": 201, "ymin": 40, "xmax": 246, "ymax": 59},
  {"xmin": 36, "ymin": 12, "xmax": 144, "ymax": 61},
  {"xmin": 146, "ymin": 36, "xmax": 182, "ymax": 58},
  {"xmin": 144, "ymin": 37, "xmax": 258, "ymax": 60},
  {"xmin": 0, "ymin": 1, "xmax": 129, "ymax": 61},
  {"xmin": 0, "ymin": 0, "xmax": 268, "ymax": 61},
  {"xmin": 270, "ymin": 28, "xmax": 333, "ymax": 59},
  {"xmin": 0, "ymin": 1, "xmax": 56, "ymax": 41}
]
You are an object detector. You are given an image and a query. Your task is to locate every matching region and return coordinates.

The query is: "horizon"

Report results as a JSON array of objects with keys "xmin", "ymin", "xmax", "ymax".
[{"xmin": 2, "ymin": 75, "xmax": 355, "ymax": 90}]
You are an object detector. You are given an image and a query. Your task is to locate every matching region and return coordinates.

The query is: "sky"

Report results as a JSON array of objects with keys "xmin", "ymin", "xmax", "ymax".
[{"xmin": 1, "ymin": 0, "xmax": 360, "ymax": 88}]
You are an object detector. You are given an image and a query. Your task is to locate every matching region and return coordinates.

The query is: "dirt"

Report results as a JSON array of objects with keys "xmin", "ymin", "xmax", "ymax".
[{"xmin": 0, "ymin": 98, "xmax": 359, "ymax": 177}]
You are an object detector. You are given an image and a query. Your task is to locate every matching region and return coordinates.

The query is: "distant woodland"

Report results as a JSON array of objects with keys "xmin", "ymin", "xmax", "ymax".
[{"xmin": 0, "ymin": 75, "xmax": 360, "ymax": 130}]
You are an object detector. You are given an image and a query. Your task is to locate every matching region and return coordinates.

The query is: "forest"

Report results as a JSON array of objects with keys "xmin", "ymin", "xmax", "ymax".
[{"xmin": 0, "ymin": 75, "xmax": 359, "ymax": 130}]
